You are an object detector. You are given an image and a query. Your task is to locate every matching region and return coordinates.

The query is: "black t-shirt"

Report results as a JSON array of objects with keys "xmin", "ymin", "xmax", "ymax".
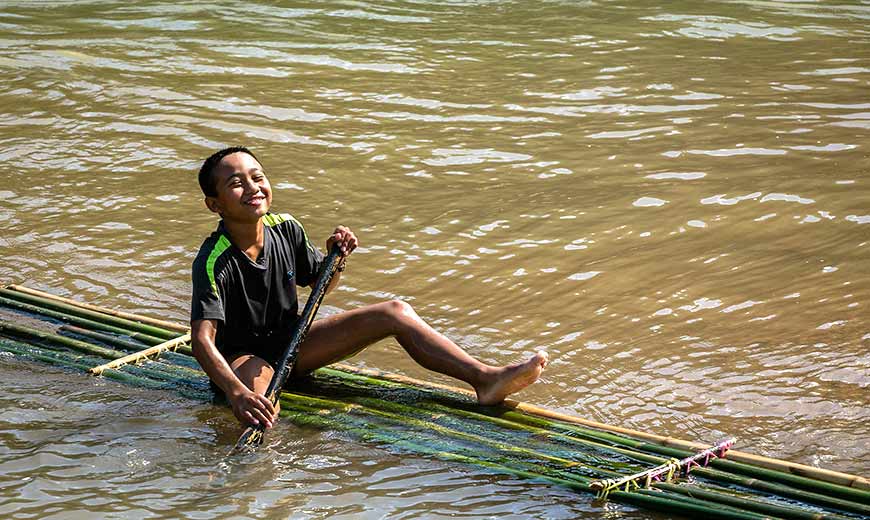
[{"xmin": 190, "ymin": 213, "xmax": 324, "ymax": 364}]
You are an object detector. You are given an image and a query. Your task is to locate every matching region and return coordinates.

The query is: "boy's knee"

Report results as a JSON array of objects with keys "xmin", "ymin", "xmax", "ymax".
[
  {"xmin": 382, "ymin": 299, "xmax": 414, "ymax": 319},
  {"xmin": 231, "ymin": 354, "xmax": 274, "ymax": 388}
]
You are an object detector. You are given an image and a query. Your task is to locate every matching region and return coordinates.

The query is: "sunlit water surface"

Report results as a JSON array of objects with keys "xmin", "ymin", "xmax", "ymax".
[{"xmin": 0, "ymin": 1, "xmax": 868, "ymax": 518}]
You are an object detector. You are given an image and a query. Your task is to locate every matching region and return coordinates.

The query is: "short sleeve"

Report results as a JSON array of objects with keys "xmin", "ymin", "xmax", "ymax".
[
  {"xmin": 191, "ymin": 253, "xmax": 225, "ymax": 323},
  {"xmin": 287, "ymin": 217, "xmax": 324, "ymax": 287}
]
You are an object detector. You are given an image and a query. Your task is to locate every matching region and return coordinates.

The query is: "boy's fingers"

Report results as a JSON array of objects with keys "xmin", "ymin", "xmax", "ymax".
[
  {"xmin": 249, "ymin": 406, "xmax": 273, "ymax": 428},
  {"xmin": 328, "ymin": 227, "xmax": 357, "ymax": 256},
  {"xmin": 257, "ymin": 395, "xmax": 276, "ymax": 415},
  {"xmin": 243, "ymin": 411, "xmax": 258, "ymax": 426}
]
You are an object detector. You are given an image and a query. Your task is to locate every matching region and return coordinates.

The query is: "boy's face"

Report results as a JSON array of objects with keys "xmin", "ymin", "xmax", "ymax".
[{"xmin": 205, "ymin": 151, "xmax": 272, "ymax": 223}]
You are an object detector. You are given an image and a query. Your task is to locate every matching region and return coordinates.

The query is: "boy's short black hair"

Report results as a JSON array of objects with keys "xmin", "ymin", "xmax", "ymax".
[{"xmin": 198, "ymin": 146, "xmax": 261, "ymax": 197}]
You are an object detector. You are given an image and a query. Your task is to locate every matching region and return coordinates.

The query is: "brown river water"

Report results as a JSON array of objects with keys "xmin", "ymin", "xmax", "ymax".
[{"xmin": 0, "ymin": 1, "xmax": 868, "ymax": 518}]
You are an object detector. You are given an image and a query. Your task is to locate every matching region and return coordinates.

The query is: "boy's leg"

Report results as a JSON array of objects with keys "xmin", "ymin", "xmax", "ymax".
[
  {"xmin": 230, "ymin": 353, "xmax": 275, "ymax": 394},
  {"xmin": 294, "ymin": 300, "xmax": 547, "ymax": 405}
]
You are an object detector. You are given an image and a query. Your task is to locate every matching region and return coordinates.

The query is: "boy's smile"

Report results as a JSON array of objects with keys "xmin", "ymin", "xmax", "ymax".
[{"xmin": 206, "ymin": 151, "xmax": 273, "ymax": 222}]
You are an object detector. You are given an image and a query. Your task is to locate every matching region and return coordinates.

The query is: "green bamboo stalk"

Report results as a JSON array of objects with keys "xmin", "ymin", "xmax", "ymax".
[
  {"xmin": 313, "ymin": 366, "xmax": 870, "ymax": 508},
  {"xmin": 60, "ymin": 325, "xmax": 195, "ymax": 359},
  {"xmin": 494, "ymin": 407, "xmax": 870, "ymax": 507},
  {"xmin": 61, "ymin": 324, "xmax": 152, "ymax": 351},
  {"xmin": 5, "ymin": 284, "xmax": 189, "ymax": 333},
  {"xmin": 324, "ymin": 364, "xmax": 870, "ymax": 493},
  {"xmin": 1, "ymin": 336, "xmax": 210, "ymax": 399},
  {"xmin": 0, "ymin": 296, "xmax": 167, "ymax": 345},
  {"xmin": 1, "ymin": 336, "xmax": 102, "ymax": 372},
  {"xmin": 0, "ymin": 321, "xmax": 207, "ymax": 389},
  {"xmin": 339, "ymin": 396, "xmax": 851, "ymax": 520},
  {"xmin": 278, "ymin": 398, "xmax": 602, "ymax": 484},
  {"xmin": 279, "ymin": 396, "xmax": 819, "ymax": 520},
  {"xmin": 0, "ymin": 321, "xmax": 127, "ymax": 359},
  {"xmin": 423, "ymin": 401, "xmax": 870, "ymax": 516},
  {"xmin": 282, "ymin": 393, "xmax": 606, "ymax": 473},
  {"xmin": 425, "ymin": 400, "xmax": 681, "ymax": 468},
  {"xmin": 277, "ymin": 399, "xmax": 773, "ymax": 520},
  {"xmin": 0, "ymin": 337, "xmax": 166, "ymax": 390},
  {"xmin": 252, "ymin": 364, "xmax": 870, "ymax": 515},
  {"xmin": 310, "ymin": 368, "xmax": 676, "ymax": 466},
  {"xmin": 120, "ymin": 362, "xmax": 207, "ymax": 391},
  {"xmin": 653, "ymin": 481, "xmax": 850, "ymax": 520},
  {"xmin": 2, "ymin": 316, "xmax": 863, "ymax": 519},
  {"xmin": 0, "ymin": 288, "xmax": 178, "ymax": 340}
]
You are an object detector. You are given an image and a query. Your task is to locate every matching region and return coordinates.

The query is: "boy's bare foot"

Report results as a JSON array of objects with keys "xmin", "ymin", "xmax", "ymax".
[{"xmin": 475, "ymin": 351, "xmax": 548, "ymax": 405}]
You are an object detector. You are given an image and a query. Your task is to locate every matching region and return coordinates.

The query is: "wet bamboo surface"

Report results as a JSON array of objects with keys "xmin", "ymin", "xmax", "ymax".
[{"xmin": 0, "ymin": 285, "xmax": 867, "ymax": 520}]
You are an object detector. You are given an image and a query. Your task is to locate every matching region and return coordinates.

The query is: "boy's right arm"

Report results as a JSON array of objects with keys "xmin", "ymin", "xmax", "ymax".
[{"xmin": 191, "ymin": 319, "xmax": 276, "ymax": 428}]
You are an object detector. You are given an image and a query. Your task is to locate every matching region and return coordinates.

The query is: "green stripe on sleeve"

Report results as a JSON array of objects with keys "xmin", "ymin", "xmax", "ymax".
[{"xmin": 206, "ymin": 235, "xmax": 232, "ymax": 296}]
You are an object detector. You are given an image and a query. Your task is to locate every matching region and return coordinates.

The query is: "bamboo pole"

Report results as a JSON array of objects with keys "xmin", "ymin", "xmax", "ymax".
[
  {"xmin": 90, "ymin": 333, "xmax": 191, "ymax": 375},
  {"xmin": 60, "ymin": 325, "xmax": 193, "ymax": 359},
  {"xmin": 0, "ymin": 325, "xmax": 860, "ymax": 519},
  {"xmin": 493, "ymin": 406, "xmax": 870, "ymax": 507},
  {"xmin": 284, "ymin": 393, "xmax": 607, "ymax": 472},
  {"xmin": 0, "ymin": 321, "xmax": 200, "ymax": 385},
  {"xmin": 0, "ymin": 321, "xmax": 126, "ymax": 359},
  {"xmin": 328, "ymin": 363, "xmax": 870, "ymax": 491},
  {"xmin": 317, "ymin": 366, "xmax": 870, "ymax": 509},
  {"xmin": 61, "ymin": 324, "xmax": 150, "ymax": 352},
  {"xmin": 3, "ymin": 289, "xmax": 867, "ymax": 495},
  {"xmin": 0, "ymin": 287, "xmax": 178, "ymax": 340},
  {"xmin": 60, "ymin": 325, "xmax": 196, "ymax": 361},
  {"xmin": 419, "ymin": 400, "xmax": 870, "ymax": 515},
  {"xmin": 283, "ymin": 396, "xmax": 852, "ymax": 520},
  {"xmin": 348, "ymin": 398, "xmax": 870, "ymax": 515},
  {"xmin": 7, "ymin": 286, "xmax": 865, "ymax": 492},
  {"xmin": 0, "ymin": 295, "xmax": 167, "ymax": 345},
  {"xmin": 5, "ymin": 284, "xmax": 189, "ymax": 333},
  {"xmin": 0, "ymin": 337, "xmax": 168, "ymax": 390},
  {"xmin": 277, "ymin": 398, "xmax": 774, "ymax": 520},
  {"xmin": 652, "ymin": 480, "xmax": 851, "ymax": 520}
]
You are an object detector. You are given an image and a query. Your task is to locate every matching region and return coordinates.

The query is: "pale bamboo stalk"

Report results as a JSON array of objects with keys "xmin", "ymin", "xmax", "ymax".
[
  {"xmin": 89, "ymin": 333, "xmax": 191, "ymax": 375},
  {"xmin": 329, "ymin": 363, "xmax": 870, "ymax": 491},
  {"xmin": 5, "ymin": 284, "xmax": 189, "ymax": 333}
]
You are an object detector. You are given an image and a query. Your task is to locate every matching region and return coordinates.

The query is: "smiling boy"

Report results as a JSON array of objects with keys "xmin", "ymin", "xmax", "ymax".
[{"xmin": 190, "ymin": 146, "xmax": 548, "ymax": 429}]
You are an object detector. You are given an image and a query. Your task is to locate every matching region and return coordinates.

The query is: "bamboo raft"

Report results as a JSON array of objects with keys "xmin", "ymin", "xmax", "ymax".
[{"xmin": 0, "ymin": 284, "xmax": 868, "ymax": 519}]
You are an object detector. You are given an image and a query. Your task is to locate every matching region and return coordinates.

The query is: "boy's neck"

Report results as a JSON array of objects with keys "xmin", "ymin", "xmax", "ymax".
[{"xmin": 222, "ymin": 215, "xmax": 265, "ymax": 262}]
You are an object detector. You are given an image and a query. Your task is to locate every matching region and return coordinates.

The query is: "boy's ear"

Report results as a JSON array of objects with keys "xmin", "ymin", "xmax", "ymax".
[{"xmin": 204, "ymin": 196, "xmax": 221, "ymax": 214}]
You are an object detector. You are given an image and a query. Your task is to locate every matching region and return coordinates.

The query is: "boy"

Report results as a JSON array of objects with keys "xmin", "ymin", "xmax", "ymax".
[{"xmin": 190, "ymin": 146, "xmax": 548, "ymax": 429}]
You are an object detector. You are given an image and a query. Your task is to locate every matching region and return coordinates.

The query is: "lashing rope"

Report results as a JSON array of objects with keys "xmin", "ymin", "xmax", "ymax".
[{"xmin": 589, "ymin": 438, "xmax": 735, "ymax": 499}]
